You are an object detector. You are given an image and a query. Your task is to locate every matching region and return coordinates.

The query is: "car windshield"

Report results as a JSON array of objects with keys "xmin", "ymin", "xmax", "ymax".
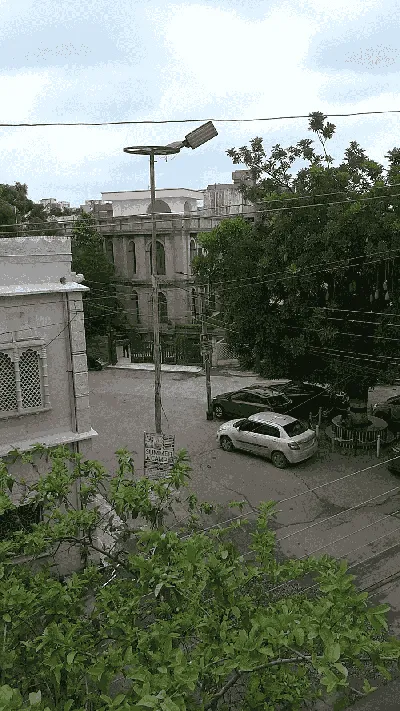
[
  {"xmin": 233, "ymin": 419, "xmax": 247, "ymax": 429},
  {"xmin": 267, "ymin": 394, "xmax": 291, "ymax": 407},
  {"xmin": 283, "ymin": 420, "xmax": 308, "ymax": 437}
]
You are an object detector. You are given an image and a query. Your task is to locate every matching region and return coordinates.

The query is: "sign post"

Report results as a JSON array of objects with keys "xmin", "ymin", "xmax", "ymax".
[{"xmin": 144, "ymin": 432, "xmax": 175, "ymax": 481}]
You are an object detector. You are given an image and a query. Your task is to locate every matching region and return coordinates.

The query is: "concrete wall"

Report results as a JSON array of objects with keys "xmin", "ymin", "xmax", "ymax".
[{"xmin": 101, "ymin": 189, "xmax": 201, "ymax": 218}]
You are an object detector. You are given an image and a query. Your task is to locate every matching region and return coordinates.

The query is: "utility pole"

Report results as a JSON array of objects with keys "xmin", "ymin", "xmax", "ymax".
[
  {"xmin": 123, "ymin": 121, "xmax": 218, "ymax": 434},
  {"xmin": 200, "ymin": 286, "xmax": 213, "ymax": 420},
  {"xmin": 150, "ymin": 151, "xmax": 162, "ymax": 434}
]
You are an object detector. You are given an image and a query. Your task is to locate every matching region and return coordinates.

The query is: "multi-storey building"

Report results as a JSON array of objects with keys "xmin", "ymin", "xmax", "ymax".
[
  {"xmin": 0, "ymin": 235, "xmax": 97, "ymax": 574},
  {"xmin": 83, "ymin": 172, "xmax": 256, "ymax": 362}
]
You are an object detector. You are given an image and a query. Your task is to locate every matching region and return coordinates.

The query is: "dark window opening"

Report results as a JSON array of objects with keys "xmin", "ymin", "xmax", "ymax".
[{"xmin": 0, "ymin": 502, "xmax": 43, "ymax": 540}]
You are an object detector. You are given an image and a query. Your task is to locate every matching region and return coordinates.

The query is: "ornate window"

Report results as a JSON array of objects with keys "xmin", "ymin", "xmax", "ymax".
[
  {"xmin": 0, "ymin": 338, "xmax": 50, "ymax": 418},
  {"xmin": 149, "ymin": 240, "xmax": 166, "ymax": 275},
  {"xmin": 127, "ymin": 240, "xmax": 136, "ymax": 275}
]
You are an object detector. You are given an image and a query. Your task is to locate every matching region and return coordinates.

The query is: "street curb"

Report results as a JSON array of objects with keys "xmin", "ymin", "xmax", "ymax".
[{"xmin": 106, "ymin": 363, "xmax": 203, "ymax": 374}]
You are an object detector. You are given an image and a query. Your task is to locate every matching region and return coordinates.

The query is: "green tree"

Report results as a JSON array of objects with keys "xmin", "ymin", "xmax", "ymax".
[
  {"xmin": 71, "ymin": 212, "xmax": 130, "ymax": 350},
  {"xmin": 0, "ymin": 183, "xmax": 60, "ymax": 237},
  {"xmin": 194, "ymin": 113, "xmax": 400, "ymax": 420},
  {"xmin": 0, "ymin": 443, "xmax": 398, "ymax": 710}
]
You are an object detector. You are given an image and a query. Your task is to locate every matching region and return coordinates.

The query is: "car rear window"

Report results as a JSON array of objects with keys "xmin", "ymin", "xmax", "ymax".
[
  {"xmin": 283, "ymin": 420, "xmax": 308, "ymax": 437},
  {"xmin": 267, "ymin": 395, "xmax": 291, "ymax": 407}
]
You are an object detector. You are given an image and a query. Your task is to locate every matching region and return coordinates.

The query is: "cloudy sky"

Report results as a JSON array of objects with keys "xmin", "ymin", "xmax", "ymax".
[{"xmin": 1, "ymin": 0, "xmax": 399, "ymax": 206}]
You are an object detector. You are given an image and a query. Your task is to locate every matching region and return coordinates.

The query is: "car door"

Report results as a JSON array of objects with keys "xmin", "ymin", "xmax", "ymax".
[
  {"xmin": 389, "ymin": 397, "xmax": 400, "ymax": 429},
  {"xmin": 234, "ymin": 420, "xmax": 262, "ymax": 452},
  {"xmin": 228, "ymin": 391, "xmax": 264, "ymax": 418},
  {"xmin": 250, "ymin": 423, "xmax": 281, "ymax": 458}
]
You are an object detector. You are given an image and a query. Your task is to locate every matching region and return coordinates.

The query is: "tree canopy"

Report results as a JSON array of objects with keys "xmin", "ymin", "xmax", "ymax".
[
  {"xmin": 194, "ymin": 113, "xmax": 400, "ymax": 399},
  {"xmin": 0, "ymin": 183, "xmax": 59, "ymax": 236},
  {"xmin": 0, "ymin": 444, "xmax": 399, "ymax": 710},
  {"xmin": 71, "ymin": 212, "xmax": 130, "ymax": 341}
]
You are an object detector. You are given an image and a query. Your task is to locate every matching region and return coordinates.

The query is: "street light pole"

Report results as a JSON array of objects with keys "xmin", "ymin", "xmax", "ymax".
[
  {"xmin": 149, "ymin": 150, "xmax": 162, "ymax": 434},
  {"xmin": 123, "ymin": 121, "xmax": 218, "ymax": 435},
  {"xmin": 200, "ymin": 286, "xmax": 213, "ymax": 420}
]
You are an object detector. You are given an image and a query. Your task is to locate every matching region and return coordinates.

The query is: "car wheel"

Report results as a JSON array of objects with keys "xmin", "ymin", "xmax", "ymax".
[
  {"xmin": 271, "ymin": 451, "xmax": 288, "ymax": 469},
  {"xmin": 214, "ymin": 404, "xmax": 225, "ymax": 419},
  {"xmin": 220, "ymin": 436, "xmax": 234, "ymax": 452}
]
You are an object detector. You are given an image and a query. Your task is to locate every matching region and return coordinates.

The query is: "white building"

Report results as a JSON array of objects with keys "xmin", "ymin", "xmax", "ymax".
[{"xmin": 0, "ymin": 235, "xmax": 97, "ymax": 574}]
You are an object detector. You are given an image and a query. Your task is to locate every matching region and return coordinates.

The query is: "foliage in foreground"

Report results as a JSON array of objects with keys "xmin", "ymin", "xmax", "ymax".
[{"xmin": 0, "ymin": 444, "xmax": 399, "ymax": 710}]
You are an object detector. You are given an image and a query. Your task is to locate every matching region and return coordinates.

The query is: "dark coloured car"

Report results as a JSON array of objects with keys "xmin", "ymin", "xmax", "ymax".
[
  {"xmin": 387, "ymin": 445, "xmax": 400, "ymax": 475},
  {"xmin": 373, "ymin": 396, "xmax": 400, "ymax": 432},
  {"xmin": 212, "ymin": 387, "xmax": 292, "ymax": 420},
  {"xmin": 265, "ymin": 381, "xmax": 349, "ymax": 420}
]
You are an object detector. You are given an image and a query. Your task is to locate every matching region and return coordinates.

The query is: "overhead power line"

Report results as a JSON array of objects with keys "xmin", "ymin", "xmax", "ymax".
[{"xmin": 2, "ymin": 108, "xmax": 400, "ymax": 128}]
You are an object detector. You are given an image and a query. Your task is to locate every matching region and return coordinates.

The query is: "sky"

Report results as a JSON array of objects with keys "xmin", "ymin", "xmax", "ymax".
[{"xmin": 0, "ymin": 0, "xmax": 400, "ymax": 207}]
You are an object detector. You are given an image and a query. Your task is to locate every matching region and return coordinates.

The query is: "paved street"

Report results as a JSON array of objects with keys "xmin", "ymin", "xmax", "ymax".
[{"xmin": 88, "ymin": 369, "xmax": 400, "ymax": 643}]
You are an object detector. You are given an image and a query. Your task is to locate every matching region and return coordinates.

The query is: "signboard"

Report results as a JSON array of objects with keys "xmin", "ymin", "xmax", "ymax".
[{"xmin": 144, "ymin": 433, "xmax": 175, "ymax": 480}]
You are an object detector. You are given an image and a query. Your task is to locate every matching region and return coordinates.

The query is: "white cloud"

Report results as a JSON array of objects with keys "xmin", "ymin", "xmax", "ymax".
[
  {"xmin": 297, "ymin": 0, "xmax": 383, "ymax": 22},
  {"xmin": 0, "ymin": 71, "xmax": 52, "ymax": 121}
]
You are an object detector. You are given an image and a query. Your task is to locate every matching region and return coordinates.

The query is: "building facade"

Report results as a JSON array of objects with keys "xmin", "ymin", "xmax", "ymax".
[
  {"xmin": 0, "ymin": 235, "xmax": 97, "ymax": 573},
  {"xmin": 82, "ymin": 172, "xmax": 256, "ymax": 361}
]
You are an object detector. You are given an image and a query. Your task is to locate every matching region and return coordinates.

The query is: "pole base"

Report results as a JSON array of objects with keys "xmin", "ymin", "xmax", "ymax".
[{"xmin": 206, "ymin": 411, "xmax": 214, "ymax": 421}]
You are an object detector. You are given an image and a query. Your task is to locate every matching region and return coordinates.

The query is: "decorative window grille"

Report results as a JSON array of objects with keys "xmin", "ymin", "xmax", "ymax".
[
  {"xmin": 19, "ymin": 349, "xmax": 43, "ymax": 408},
  {"xmin": 0, "ymin": 337, "xmax": 50, "ymax": 418}
]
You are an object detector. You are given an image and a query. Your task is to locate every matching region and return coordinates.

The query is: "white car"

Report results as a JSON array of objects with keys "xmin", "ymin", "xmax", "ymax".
[{"xmin": 216, "ymin": 411, "xmax": 318, "ymax": 468}]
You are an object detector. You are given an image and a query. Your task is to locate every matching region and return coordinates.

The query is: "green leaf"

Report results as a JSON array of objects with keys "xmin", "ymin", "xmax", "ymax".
[
  {"xmin": 232, "ymin": 606, "xmax": 241, "ymax": 618},
  {"xmin": 294, "ymin": 627, "xmax": 304, "ymax": 646},
  {"xmin": 2, "ymin": 614, "xmax": 11, "ymax": 624},
  {"xmin": 137, "ymin": 696, "xmax": 160, "ymax": 708},
  {"xmin": 29, "ymin": 690, "xmax": 42, "ymax": 706},
  {"xmin": 154, "ymin": 583, "xmax": 163, "ymax": 598},
  {"xmin": 67, "ymin": 651, "xmax": 76, "ymax": 665},
  {"xmin": 333, "ymin": 662, "xmax": 348, "ymax": 679},
  {"xmin": 161, "ymin": 698, "xmax": 181, "ymax": 711},
  {"xmin": 0, "ymin": 686, "xmax": 13, "ymax": 704},
  {"xmin": 220, "ymin": 550, "xmax": 228, "ymax": 559},
  {"xmin": 362, "ymin": 679, "xmax": 378, "ymax": 694},
  {"xmin": 326, "ymin": 642, "xmax": 340, "ymax": 663},
  {"xmin": 113, "ymin": 694, "xmax": 126, "ymax": 707}
]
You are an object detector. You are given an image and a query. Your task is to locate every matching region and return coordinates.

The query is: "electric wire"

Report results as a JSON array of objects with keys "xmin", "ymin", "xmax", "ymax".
[
  {"xmin": 4, "ymin": 180, "xmax": 400, "ymax": 230},
  {"xmin": 2, "ymin": 107, "xmax": 400, "ymax": 128},
  {"xmin": 2, "ymin": 185, "xmax": 400, "ymax": 234}
]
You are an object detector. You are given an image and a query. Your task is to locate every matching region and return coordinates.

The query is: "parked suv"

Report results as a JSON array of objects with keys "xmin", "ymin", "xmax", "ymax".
[
  {"xmin": 216, "ymin": 411, "xmax": 318, "ymax": 468},
  {"xmin": 373, "ymin": 396, "xmax": 400, "ymax": 432},
  {"xmin": 268, "ymin": 381, "xmax": 349, "ymax": 419},
  {"xmin": 212, "ymin": 387, "xmax": 292, "ymax": 420}
]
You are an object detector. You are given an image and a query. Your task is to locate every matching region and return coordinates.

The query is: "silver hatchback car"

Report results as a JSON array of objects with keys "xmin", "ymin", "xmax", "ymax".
[{"xmin": 216, "ymin": 411, "xmax": 318, "ymax": 468}]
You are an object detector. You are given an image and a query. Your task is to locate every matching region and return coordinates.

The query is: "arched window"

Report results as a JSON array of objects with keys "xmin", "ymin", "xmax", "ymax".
[
  {"xmin": 191, "ymin": 288, "xmax": 197, "ymax": 321},
  {"xmin": 190, "ymin": 238, "xmax": 197, "ymax": 267},
  {"xmin": 105, "ymin": 239, "xmax": 114, "ymax": 264},
  {"xmin": 149, "ymin": 240, "xmax": 166, "ymax": 275},
  {"xmin": 158, "ymin": 292, "xmax": 168, "ymax": 323},
  {"xmin": 131, "ymin": 290, "xmax": 140, "ymax": 324},
  {"xmin": 127, "ymin": 240, "xmax": 136, "ymax": 275},
  {"xmin": 146, "ymin": 199, "xmax": 171, "ymax": 214}
]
